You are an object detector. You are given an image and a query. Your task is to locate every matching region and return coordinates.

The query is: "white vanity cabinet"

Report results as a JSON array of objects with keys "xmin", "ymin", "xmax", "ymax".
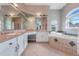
[
  {"xmin": 17, "ymin": 33, "xmax": 28, "ymax": 56},
  {"xmin": 0, "ymin": 38, "xmax": 17, "ymax": 56},
  {"xmin": 36, "ymin": 32, "xmax": 48, "ymax": 42},
  {"xmin": 23, "ymin": 33, "xmax": 28, "ymax": 49},
  {"xmin": 0, "ymin": 32, "xmax": 28, "ymax": 56},
  {"xmin": 17, "ymin": 35, "xmax": 24, "ymax": 56}
]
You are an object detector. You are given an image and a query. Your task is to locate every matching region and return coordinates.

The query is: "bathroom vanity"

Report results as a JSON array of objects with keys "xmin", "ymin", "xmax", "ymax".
[
  {"xmin": 48, "ymin": 32, "xmax": 78, "ymax": 55},
  {"xmin": 0, "ymin": 30, "xmax": 29, "ymax": 56}
]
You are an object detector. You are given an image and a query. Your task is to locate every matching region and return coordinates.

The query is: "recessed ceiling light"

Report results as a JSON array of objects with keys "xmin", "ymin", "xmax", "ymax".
[{"xmin": 13, "ymin": 3, "xmax": 18, "ymax": 7}]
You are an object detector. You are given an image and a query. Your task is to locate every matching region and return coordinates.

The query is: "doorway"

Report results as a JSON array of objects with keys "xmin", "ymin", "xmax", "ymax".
[{"xmin": 12, "ymin": 17, "xmax": 21, "ymax": 30}]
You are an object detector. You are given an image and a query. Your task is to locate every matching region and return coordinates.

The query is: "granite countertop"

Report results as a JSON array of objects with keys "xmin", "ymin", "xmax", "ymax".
[
  {"xmin": 48, "ymin": 32, "xmax": 78, "ymax": 40},
  {"xmin": 0, "ymin": 30, "xmax": 37, "ymax": 43},
  {"xmin": 0, "ymin": 31, "xmax": 25, "ymax": 43}
]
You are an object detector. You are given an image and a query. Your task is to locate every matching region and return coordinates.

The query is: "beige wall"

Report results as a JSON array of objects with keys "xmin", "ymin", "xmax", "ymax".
[
  {"xmin": 19, "ymin": 4, "xmax": 49, "ymax": 15},
  {"xmin": 0, "ymin": 15, "xmax": 4, "ymax": 31},
  {"xmin": 1, "ymin": 5, "xmax": 18, "ymax": 15},
  {"xmin": 26, "ymin": 16, "xmax": 36, "ymax": 30}
]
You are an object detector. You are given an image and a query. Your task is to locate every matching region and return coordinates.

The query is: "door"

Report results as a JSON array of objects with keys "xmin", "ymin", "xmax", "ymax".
[{"xmin": 12, "ymin": 17, "xmax": 21, "ymax": 30}]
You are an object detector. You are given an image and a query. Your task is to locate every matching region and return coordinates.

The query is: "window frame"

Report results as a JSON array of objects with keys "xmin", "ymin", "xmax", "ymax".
[{"xmin": 66, "ymin": 7, "xmax": 79, "ymax": 29}]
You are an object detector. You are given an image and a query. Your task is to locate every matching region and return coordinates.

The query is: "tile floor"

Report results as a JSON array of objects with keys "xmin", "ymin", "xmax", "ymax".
[{"xmin": 22, "ymin": 42, "xmax": 68, "ymax": 56}]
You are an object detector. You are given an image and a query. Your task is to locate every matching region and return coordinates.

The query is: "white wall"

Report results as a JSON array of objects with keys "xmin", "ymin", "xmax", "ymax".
[
  {"xmin": 47, "ymin": 10, "xmax": 62, "ymax": 32},
  {"xmin": 0, "ymin": 15, "xmax": 4, "ymax": 31},
  {"xmin": 48, "ymin": 4, "xmax": 79, "ymax": 32}
]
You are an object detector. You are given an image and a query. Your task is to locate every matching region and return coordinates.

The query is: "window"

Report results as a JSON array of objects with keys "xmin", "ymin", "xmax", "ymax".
[
  {"xmin": 66, "ymin": 7, "xmax": 79, "ymax": 28},
  {"xmin": 66, "ymin": 16, "xmax": 79, "ymax": 28},
  {"xmin": 69, "ymin": 16, "xmax": 79, "ymax": 27},
  {"xmin": 65, "ymin": 7, "xmax": 79, "ymax": 35}
]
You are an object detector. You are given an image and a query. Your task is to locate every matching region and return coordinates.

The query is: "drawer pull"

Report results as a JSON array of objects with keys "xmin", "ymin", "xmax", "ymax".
[
  {"xmin": 54, "ymin": 38, "xmax": 58, "ymax": 42},
  {"xmin": 69, "ymin": 41, "xmax": 76, "ymax": 47},
  {"xmin": 15, "ymin": 46, "xmax": 18, "ymax": 52},
  {"xmin": 9, "ymin": 43, "xmax": 12, "ymax": 45}
]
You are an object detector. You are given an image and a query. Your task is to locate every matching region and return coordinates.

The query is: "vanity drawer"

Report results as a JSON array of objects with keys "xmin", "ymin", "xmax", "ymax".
[
  {"xmin": 49, "ymin": 37, "xmax": 61, "ymax": 49},
  {"xmin": 63, "ymin": 39, "xmax": 77, "ymax": 55},
  {"xmin": 49, "ymin": 37, "xmax": 55, "ymax": 47},
  {"xmin": 49, "ymin": 36, "xmax": 77, "ymax": 55}
]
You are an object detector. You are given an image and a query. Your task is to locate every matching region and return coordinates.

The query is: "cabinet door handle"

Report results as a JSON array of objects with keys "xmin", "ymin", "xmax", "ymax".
[
  {"xmin": 15, "ymin": 46, "xmax": 18, "ymax": 52},
  {"xmin": 69, "ymin": 41, "xmax": 76, "ymax": 47},
  {"xmin": 54, "ymin": 38, "xmax": 58, "ymax": 42},
  {"xmin": 17, "ymin": 44, "xmax": 19, "ymax": 49},
  {"xmin": 9, "ymin": 43, "xmax": 12, "ymax": 45}
]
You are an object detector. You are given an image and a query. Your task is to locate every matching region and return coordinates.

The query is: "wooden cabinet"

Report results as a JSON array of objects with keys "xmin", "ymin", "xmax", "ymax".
[
  {"xmin": 49, "ymin": 37, "xmax": 57, "ymax": 49},
  {"xmin": 49, "ymin": 36, "xmax": 77, "ymax": 55},
  {"xmin": 77, "ymin": 39, "xmax": 79, "ymax": 55}
]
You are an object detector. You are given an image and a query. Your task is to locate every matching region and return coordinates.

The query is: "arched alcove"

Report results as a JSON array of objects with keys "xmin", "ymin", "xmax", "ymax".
[
  {"xmin": 66, "ymin": 7, "xmax": 79, "ymax": 18},
  {"xmin": 66, "ymin": 7, "xmax": 79, "ymax": 29},
  {"xmin": 65, "ymin": 7, "xmax": 79, "ymax": 35}
]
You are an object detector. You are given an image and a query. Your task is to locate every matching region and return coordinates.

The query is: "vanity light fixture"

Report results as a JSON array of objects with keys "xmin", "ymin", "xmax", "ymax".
[
  {"xmin": 36, "ymin": 12, "xmax": 41, "ymax": 17},
  {"xmin": 10, "ymin": 13, "xmax": 14, "ymax": 17}
]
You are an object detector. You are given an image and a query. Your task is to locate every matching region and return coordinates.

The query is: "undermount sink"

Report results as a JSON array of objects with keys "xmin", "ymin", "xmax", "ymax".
[{"xmin": 50, "ymin": 32, "xmax": 63, "ymax": 35}]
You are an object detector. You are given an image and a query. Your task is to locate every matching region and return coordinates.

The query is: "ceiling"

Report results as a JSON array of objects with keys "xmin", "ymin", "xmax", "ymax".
[
  {"xmin": 24, "ymin": 3, "xmax": 66, "ymax": 10},
  {"xmin": 49, "ymin": 3, "xmax": 66, "ymax": 9},
  {"xmin": 0, "ymin": 3, "xmax": 67, "ymax": 16},
  {"xmin": 0, "ymin": 3, "xmax": 66, "ymax": 10}
]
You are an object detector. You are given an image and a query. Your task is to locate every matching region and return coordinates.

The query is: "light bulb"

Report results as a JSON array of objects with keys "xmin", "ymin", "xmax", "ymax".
[
  {"xmin": 36, "ymin": 12, "xmax": 41, "ymax": 17},
  {"xmin": 10, "ymin": 13, "xmax": 14, "ymax": 16},
  {"xmin": 13, "ymin": 3, "xmax": 18, "ymax": 7}
]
